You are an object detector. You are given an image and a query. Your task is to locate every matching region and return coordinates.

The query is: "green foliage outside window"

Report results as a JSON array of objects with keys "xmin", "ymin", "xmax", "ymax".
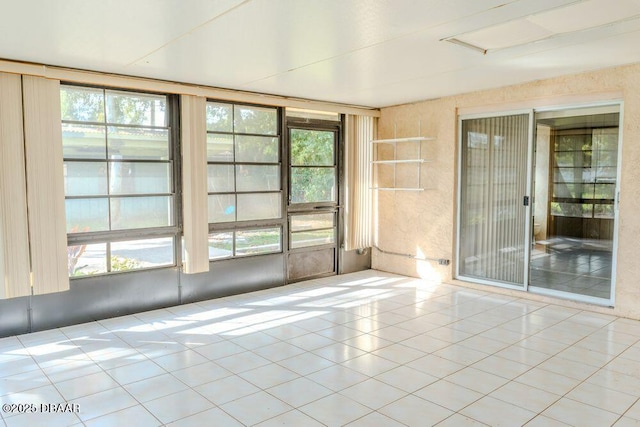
[{"xmin": 290, "ymin": 129, "xmax": 335, "ymax": 204}]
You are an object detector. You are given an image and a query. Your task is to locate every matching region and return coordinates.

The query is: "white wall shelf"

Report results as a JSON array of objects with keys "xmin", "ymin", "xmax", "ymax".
[
  {"xmin": 370, "ymin": 187, "xmax": 426, "ymax": 191},
  {"xmin": 371, "ymin": 125, "xmax": 432, "ymax": 191},
  {"xmin": 372, "ymin": 136, "xmax": 434, "ymax": 144},
  {"xmin": 371, "ymin": 159, "xmax": 428, "ymax": 164}
]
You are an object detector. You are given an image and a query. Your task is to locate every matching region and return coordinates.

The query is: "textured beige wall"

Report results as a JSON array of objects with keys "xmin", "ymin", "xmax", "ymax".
[{"xmin": 374, "ymin": 63, "xmax": 640, "ymax": 319}]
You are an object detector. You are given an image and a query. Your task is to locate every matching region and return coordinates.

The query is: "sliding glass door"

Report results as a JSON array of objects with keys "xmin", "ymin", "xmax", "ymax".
[
  {"xmin": 529, "ymin": 106, "xmax": 620, "ymax": 300},
  {"xmin": 457, "ymin": 113, "xmax": 532, "ymax": 289},
  {"xmin": 457, "ymin": 104, "xmax": 621, "ymax": 303}
]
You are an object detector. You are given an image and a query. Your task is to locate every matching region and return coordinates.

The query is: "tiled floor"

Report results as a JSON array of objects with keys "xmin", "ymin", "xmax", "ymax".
[{"xmin": 2, "ymin": 270, "xmax": 640, "ymax": 426}]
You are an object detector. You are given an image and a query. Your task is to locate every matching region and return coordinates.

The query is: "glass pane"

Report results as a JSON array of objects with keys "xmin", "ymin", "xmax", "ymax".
[
  {"xmin": 60, "ymin": 86, "xmax": 105, "ymax": 123},
  {"xmin": 107, "ymin": 126, "xmax": 170, "ymax": 160},
  {"xmin": 580, "ymin": 185, "xmax": 596, "ymax": 199},
  {"xmin": 550, "ymin": 202, "xmax": 593, "ymax": 218},
  {"xmin": 68, "ymin": 243, "xmax": 107, "ymax": 277},
  {"xmin": 111, "ymin": 237, "xmax": 174, "ymax": 271},
  {"xmin": 594, "ymin": 183, "xmax": 616, "ymax": 200},
  {"xmin": 236, "ymin": 135, "xmax": 279, "ymax": 163},
  {"xmin": 207, "ymin": 134, "xmax": 234, "ymax": 162},
  {"xmin": 236, "ymin": 165, "xmax": 280, "ymax": 192},
  {"xmin": 208, "ymin": 194, "xmax": 236, "ymax": 223},
  {"xmin": 593, "ymin": 150, "xmax": 618, "ymax": 167},
  {"xmin": 291, "ymin": 213, "xmax": 334, "ymax": 232},
  {"xmin": 62, "ymin": 124, "xmax": 106, "ymax": 159},
  {"xmin": 594, "ymin": 167, "xmax": 617, "ymax": 183},
  {"xmin": 291, "ymin": 229, "xmax": 335, "ymax": 249},
  {"xmin": 110, "ymin": 196, "xmax": 173, "ymax": 230},
  {"xmin": 234, "ymin": 105, "xmax": 277, "ymax": 135},
  {"xmin": 237, "ymin": 193, "xmax": 281, "ymax": 221},
  {"xmin": 236, "ymin": 228, "xmax": 281, "ymax": 256},
  {"xmin": 594, "ymin": 204, "xmax": 615, "ymax": 219},
  {"xmin": 553, "ymin": 183, "xmax": 595, "ymax": 199},
  {"xmin": 206, "ymin": 102, "xmax": 233, "ymax": 132},
  {"xmin": 554, "ymin": 151, "xmax": 580, "ymax": 168},
  {"xmin": 554, "ymin": 167, "xmax": 599, "ymax": 184},
  {"xmin": 209, "ymin": 232, "xmax": 233, "ymax": 260},
  {"xmin": 65, "ymin": 198, "xmax": 109, "ymax": 233},
  {"xmin": 532, "ymin": 110, "xmax": 618, "ymax": 300},
  {"xmin": 593, "ymin": 128, "xmax": 619, "ymax": 151},
  {"xmin": 290, "ymin": 129, "xmax": 334, "ymax": 166},
  {"xmin": 290, "ymin": 167, "xmax": 336, "ymax": 203},
  {"xmin": 105, "ymin": 90, "xmax": 167, "ymax": 127},
  {"xmin": 554, "ymin": 167, "xmax": 574, "ymax": 183},
  {"xmin": 208, "ymin": 165, "xmax": 235, "ymax": 193},
  {"xmin": 555, "ymin": 135, "xmax": 588, "ymax": 151},
  {"xmin": 64, "ymin": 162, "xmax": 107, "ymax": 196},
  {"xmin": 108, "ymin": 162, "xmax": 172, "ymax": 195}
]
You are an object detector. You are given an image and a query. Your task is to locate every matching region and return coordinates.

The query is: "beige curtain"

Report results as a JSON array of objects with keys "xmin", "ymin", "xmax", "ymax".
[
  {"xmin": 23, "ymin": 75, "xmax": 69, "ymax": 295},
  {"xmin": 344, "ymin": 115, "xmax": 375, "ymax": 251},
  {"xmin": 181, "ymin": 95, "xmax": 210, "ymax": 274},
  {"xmin": 0, "ymin": 73, "xmax": 31, "ymax": 298}
]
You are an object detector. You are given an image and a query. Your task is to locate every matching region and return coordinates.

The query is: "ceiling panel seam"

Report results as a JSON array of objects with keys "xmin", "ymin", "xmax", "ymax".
[{"xmin": 125, "ymin": 0, "xmax": 254, "ymax": 68}]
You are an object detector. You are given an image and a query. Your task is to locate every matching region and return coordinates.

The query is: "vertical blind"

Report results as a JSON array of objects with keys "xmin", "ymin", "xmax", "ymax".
[
  {"xmin": 181, "ymin": 95, "xmax": 210, "ymax": 274},
  {"xmin": 0, "ymin": 73, "xmax": 31, "ymax": 298},
  {"xmin": 22, "ymin": 76, "xmax": 70, "ymax": 295},
  {"xmin": 459, "ymin": 114, "xmax": 529, "ymax": 285},
  {"xmin": 344, "ymin": 114, "xmax": 375, "ymax": 251}
]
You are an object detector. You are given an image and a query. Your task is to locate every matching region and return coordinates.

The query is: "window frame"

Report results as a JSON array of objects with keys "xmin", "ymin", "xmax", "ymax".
[{"xmin": 286, "ymin": 123, "xmax": 340, "ymax": 212}]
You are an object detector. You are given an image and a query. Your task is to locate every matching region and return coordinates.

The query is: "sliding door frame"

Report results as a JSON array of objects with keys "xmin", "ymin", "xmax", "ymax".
[
  {"xmin": 456, "ymin": 101, "xmax": 623, "ymax": 307},
  {"xmin": 527, "ymin": 100, "xmax": 623, "ymax": 307},
  {"xmin": 455, "ymin": 109, "xmax": 534, "ymax": 291}
]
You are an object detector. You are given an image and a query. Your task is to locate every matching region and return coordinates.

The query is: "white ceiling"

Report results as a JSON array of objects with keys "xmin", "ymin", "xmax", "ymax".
[{"xmin": 1, "ymin": 0, "xmax": 639, "ymax": 108}]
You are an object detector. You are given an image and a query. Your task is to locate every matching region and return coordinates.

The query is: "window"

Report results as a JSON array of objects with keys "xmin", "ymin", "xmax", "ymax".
[
  {"xmin": 206, "ymin": 101, "xmax": 283, "ymax": 259},
  {"xmin": 550, "ymin": 127, "xmax": 618, "ymax": 220},
  {"xmin": 290, "ymin": 213, "xmax": 335, "ymax": 249},
  {"xmin": 290, "ymin": 129, "xmax": 337, "ymax": 204},
  {"xmin": 209, "ymin": 227, "xmax": 282, "ymax": 260},
  {"xmin": 61, "ymin": 85, "xmax": 178, "ymax": 277}
]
